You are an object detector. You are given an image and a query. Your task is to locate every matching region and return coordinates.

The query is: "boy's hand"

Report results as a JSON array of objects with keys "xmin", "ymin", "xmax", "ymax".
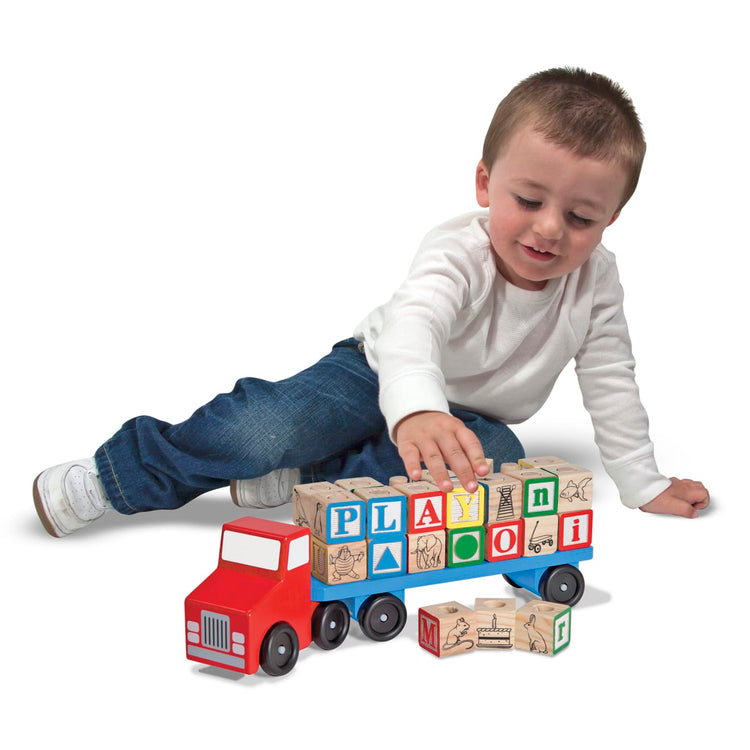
[
  {"xmin": 394, "ymin": 411, "xmax": 490, "ymax": 493},
  {"xmin": 639, "ymin": 477, "xmax": 710, "ymax": 519}
]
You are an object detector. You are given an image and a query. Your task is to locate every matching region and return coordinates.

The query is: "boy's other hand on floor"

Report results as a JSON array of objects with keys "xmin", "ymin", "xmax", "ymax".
[{"xmin": 639, "ymin": 477, "xmax": 710, "ymax": 519}]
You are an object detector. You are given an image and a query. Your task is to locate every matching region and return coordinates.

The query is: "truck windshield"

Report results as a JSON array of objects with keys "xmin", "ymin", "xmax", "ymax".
[{"xmin": 221, "ymin": 531, "xmax": 281, "ymax": 571}]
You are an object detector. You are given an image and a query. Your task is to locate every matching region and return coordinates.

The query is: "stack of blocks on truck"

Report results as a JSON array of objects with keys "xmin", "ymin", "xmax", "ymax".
[{"xmin": 292, "ymin": 455, "xmax": 593, "ymax": 588}]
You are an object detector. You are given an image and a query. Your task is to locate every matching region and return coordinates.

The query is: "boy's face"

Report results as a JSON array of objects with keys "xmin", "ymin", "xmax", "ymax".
[{"xmin": 475, "ymin": 125, "xmax": 628, "ymax": 291}]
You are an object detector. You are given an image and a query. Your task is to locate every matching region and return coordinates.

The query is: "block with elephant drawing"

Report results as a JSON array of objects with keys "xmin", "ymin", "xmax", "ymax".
[
  {"xmin": 418, "ymin": 601, "xmax": 477, "ymax": 658},
  {"xmin": 407, "ymin": 530, "xmax": 446, "ymax": 573}
]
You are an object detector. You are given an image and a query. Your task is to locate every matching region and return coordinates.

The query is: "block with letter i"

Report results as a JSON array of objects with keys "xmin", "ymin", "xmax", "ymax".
[
  {"xmin": 418, "ymin": 601, "xmax": 477, "ymax": 657},
  {"xmin": 292, "ymin": 481, "xmax": 366, "ymax": 544},
  {"xmin": 389, "ymin": 477, "xmax": 446, "ymax": 534},
  {"xmin": 475, "ymin": 597, "xmax": 516, "ymax": 650},
  {"xmin": 558, "ymin": 510, "xmax": 593, "ymax": 551},
  {"xmin": 515, "ymin": 601, "xmax": 571, "ymax": 655}
]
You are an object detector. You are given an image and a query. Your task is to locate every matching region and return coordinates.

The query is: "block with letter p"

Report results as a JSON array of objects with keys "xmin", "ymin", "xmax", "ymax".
[{"xmin": 292, "ymin": 481, "xmax": 365, "ymax": 544}]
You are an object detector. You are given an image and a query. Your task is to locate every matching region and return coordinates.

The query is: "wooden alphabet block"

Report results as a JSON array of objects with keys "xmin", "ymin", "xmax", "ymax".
[
  {"xmin": 293, "ymin": 482, "xmax": 366, "ymax": 544},
  {"xmin": 389, "ymin": 477, "xmax": 446, "ymax": 534},
  {"xmin": 310, "ymin": 537, "xmax": 367, "ymax": 585},
  {"xmin": 558, "ymin": 510, "xmax": 593, "ymax": 551},
  {"xmin": 518, "ymin": 456, "xmax": 566, "ymax": 469},
  {"xmin": 367, "ymin": 536, "xmax": 407, "ymax": 577},
  {"xmin": 447, "ymin": 526, "xmax": 485, "ymax": 567},
  {"xmin": 474, "ymin": 597, "xmax": 516, "ymax": 650},
  {"xmin": 356, "ymin": 486, "xmax": 407, "ymax": 539},
  {"xmin": 501, "ymin": 467, "xmax": 559, "ymax": 517},
  {"xmin": 542, "ymin": 463, "xmax": 593, "ymax": 511},
  {"xmin": 407, "ymin": 531, "xmax": 446, "ymax": 573},
  {"xmin": 482, "ymin": 472, "xmax": 523, "ymax": 522},
  {"xmin": 524, "ymin": 515, "xmax": 558, "ymax": 556},
  {"xmin": 515, "ymin": 601, "xmax": 571, "ymax": 655},
  {"xmin": 418, "ymin": 601, "xmax": 477, "ymax": 657},
  {"xmin": 446, "ymin": 480, "xmax": 485, "ymax": 529},
  {"xmin": 485, "ymin": 519, "xmax": 524, "ymax": 562}
]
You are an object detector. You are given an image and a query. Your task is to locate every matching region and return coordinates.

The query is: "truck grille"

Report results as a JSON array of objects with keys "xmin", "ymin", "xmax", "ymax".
[{"xmin": 201, "ymin": 611, "xmax": 230, "ymax": 652}]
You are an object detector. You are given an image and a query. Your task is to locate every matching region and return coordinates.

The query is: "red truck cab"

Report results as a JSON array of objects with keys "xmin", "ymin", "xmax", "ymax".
[{"xmin": 185, "ymin": 517, "xmax": 315, "ymax": 676}]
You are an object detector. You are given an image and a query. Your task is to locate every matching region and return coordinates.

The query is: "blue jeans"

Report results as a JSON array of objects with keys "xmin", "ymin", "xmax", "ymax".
[{"xmin": 95, "ymin": 339, "xmax": 524, "ymax": 514}]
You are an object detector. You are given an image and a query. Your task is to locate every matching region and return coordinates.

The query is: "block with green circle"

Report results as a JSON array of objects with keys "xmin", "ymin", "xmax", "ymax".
[{"xmin": 447, "ymin": 526, "xmax": 485, "ymax": 567}]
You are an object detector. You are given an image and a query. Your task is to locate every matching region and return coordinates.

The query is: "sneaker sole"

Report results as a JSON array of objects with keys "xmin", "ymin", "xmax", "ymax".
[{"xmin": 32, "ymin": 472, "xmax": 63, "ymax": 538}]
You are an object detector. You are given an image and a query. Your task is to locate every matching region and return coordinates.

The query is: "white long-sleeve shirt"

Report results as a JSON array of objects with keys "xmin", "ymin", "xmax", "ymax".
[{"xmin": 354, "ymin": 211, "xmax": 670, "ymax": 509}]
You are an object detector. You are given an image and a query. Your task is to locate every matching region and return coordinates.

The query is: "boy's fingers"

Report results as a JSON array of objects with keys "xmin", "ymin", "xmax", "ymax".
[
  {"xmin": 456, "ymin": 427, "xmax": 489, "ymax": 476},
  {"xmin": 398, "ymin": 442, "xmax": 423, "ymax": 481}
]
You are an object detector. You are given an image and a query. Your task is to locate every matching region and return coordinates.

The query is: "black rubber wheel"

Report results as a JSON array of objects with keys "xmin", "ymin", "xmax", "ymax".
[
  {"xmin": 503, "ymin": 574, "xmax": 521, "ymax": 588},
  {"xmin": 357, "ymin": 594, "xmax": 407, "ymax": 642},
  {"xmin": 311, "ymin": 600, "xmax": 350, "ymax": 650},
  {"xmin": 259, "ymin": 622, "xmax": 299, "ymax": 676},
  {"xmin": 539, "ymin": 565, "xmax": 585, "ymax": 606}
]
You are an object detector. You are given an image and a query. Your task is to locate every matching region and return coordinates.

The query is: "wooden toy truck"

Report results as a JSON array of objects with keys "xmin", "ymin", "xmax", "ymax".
[{"xmin": 184, "ymin": 515, "xmax": 592, "ymax": 676}]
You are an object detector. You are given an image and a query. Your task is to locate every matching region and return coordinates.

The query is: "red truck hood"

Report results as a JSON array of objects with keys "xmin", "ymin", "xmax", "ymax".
[{"xmin": 187, "ymin": 567, "xmax": 280, "ymax": 613}]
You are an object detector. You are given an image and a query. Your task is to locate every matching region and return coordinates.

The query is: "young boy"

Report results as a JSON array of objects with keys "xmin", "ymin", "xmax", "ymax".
[{"xmin": 33, "ymin": 68, "xmax": 709, "ymax": 538}]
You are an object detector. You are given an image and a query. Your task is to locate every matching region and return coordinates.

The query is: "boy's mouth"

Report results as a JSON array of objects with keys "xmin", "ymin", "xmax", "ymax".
[{"xmin": 521, "ymin": 244, "xmax": 557, "ymax": 262}]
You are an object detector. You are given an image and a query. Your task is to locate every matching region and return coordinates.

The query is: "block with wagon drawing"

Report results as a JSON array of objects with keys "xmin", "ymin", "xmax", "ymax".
[{"xmin": 524, "ymin": 515, "xmax": 558, "ymax": 556}]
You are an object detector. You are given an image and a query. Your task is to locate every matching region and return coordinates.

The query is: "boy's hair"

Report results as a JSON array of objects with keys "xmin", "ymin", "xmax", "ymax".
[{"xmin": 482, "ymin": 67, "xmax": 646, "ymax": 210}]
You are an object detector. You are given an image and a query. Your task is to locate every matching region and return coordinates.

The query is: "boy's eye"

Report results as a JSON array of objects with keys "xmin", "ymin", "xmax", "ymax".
[
  {"xmin": 568, "ymin": 212, "xmax": 594, "ymax": 227},
  {"xmin": 515, "ymin": 195, "xmax": 541, "ymax": 209}
]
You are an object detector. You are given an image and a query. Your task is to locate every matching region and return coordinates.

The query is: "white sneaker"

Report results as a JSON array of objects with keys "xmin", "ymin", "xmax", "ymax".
[
  {"xmin": 230, "ymin": 468, "xmax": 301, "ymax": 509},
  {"xmin": 33, "ymin": 458, "xmax": 111, "ymax": 537}
]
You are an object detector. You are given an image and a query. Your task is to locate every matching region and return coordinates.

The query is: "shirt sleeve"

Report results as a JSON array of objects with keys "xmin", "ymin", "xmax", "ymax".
[
  {"xmin": 574, "ymin": 251, "xmax": 671, "ymax": 508},
  {"xmin": 360, "ymin": 225, "xmax": 491, "ymax": 439}
]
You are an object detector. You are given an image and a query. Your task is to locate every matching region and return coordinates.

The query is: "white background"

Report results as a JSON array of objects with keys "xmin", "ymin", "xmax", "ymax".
[{"xmin": 2, "ymin": 1, "xmax": 747, "ymax": 747}]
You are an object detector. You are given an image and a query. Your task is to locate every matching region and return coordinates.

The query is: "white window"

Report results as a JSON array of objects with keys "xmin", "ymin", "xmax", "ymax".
[
  {"xmin": 287, "ymin": 535, "xmax": 310, "ymax": 570},
  {"xmin": 221, "ymin": 531, "xmax": 281, "ymax": 571}
]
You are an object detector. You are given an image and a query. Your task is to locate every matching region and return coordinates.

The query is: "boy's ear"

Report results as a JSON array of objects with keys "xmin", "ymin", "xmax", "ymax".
[
  {"xmin": 475, "ymin": 160, "xmax": 490, "ymax": 208},
  {"xmin": 607, "ymin": 211, "xmax": 621, "ymax": 227}
]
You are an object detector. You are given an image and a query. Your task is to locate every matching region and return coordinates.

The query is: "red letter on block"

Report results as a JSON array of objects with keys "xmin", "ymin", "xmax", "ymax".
[{"xmin": 486, "ymin": 519, "xmax": 524, "ymax": 561}]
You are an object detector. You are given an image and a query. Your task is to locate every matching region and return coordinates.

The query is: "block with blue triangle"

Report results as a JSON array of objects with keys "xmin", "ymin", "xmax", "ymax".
[{"xmin": 368, "ymin": 536, "xmax": 407, "ymax": 578}]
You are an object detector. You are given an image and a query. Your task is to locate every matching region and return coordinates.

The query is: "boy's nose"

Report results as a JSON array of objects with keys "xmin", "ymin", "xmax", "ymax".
[{"xmin": 533, "ymin": 210, "xmax": 564, "ymax": 242}]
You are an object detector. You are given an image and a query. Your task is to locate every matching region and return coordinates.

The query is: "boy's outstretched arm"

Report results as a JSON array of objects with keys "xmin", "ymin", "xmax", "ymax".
[
  {"xmin": 394, "ymin": 411, "xmax": 490, "ymax": 494},
  {"xmin": 639, "ymin": 477, "xmax": 710, "ymax": 519}
]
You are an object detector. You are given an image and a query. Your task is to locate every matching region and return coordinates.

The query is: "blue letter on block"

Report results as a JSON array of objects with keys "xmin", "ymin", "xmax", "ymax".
[
  {"xmin": 368, "ymin": 497, "xmax": 406, "ymax": 537},
  {"xmin": 327, "ymin": 502, "xmax": 365, "ymax": 543}
]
